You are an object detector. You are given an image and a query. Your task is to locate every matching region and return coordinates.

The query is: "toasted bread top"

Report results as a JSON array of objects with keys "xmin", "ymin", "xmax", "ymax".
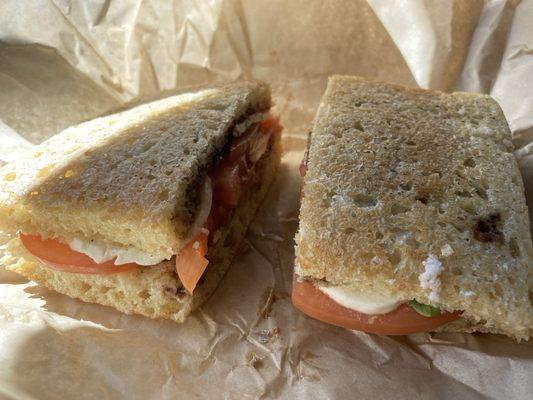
[
  {"xmin": 295, "ymin": 76, "xmax": 533, "ymax": 340},
  {"xmin": 0, "ymin": 81, "xmax": 271, "ymax": 256}
]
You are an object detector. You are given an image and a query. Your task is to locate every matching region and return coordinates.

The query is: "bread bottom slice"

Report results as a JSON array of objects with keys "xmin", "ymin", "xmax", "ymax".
[{"xmin": 2, "ymin": 136, "xmax": 281, "ymax": 322}]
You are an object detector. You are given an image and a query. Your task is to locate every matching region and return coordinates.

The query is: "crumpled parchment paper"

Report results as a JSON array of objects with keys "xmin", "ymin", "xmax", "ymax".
[{"xmin": 1, "ymin": 1, "xmax": 533, "ymax": 399}]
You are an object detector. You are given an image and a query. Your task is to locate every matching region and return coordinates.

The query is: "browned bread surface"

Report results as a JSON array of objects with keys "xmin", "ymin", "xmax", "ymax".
[
  {"xmin": 0, "ymin": 81, "xmax": 271, "ymax": 257},
  {"xmin": 2, "ymin": 135, "xmax": 281, "ymax": 321},
  {"xmin": 295, "ymin": 75, "xmax": 533, "ymax": 340}
]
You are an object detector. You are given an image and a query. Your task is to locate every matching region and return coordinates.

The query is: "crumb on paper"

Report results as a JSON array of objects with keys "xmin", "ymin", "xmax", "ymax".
[
  {"xmin": 441, "ymin": 244, "xmax": 454, "ymax": 257},
  {"xmin": 419, "ymin": 254, "xmax": 443, "ymax": 302}
]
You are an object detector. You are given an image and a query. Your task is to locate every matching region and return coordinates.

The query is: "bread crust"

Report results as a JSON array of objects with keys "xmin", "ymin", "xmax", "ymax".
[
  {"xmin": 0, "ymin": 81, "xmax": 271, "ymax": 256},
  {"xmin": 2, "ymin": 135, "xmax": 281, "ymax": 321},
  {"xmin": 295, "ymin": 76, "xmax": 533, "ymax": 340}
]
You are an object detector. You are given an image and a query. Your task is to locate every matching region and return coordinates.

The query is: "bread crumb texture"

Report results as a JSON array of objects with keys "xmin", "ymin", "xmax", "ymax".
[
  {"xmin": 296, "ymin": 75, "xmax": 533, "ymax": 340},
  {"xmin": 2, "ymin": 137, "xmax": 281, "ymax": 321},
  {"xmin": 0, "ymin": 81, "xmax": 271, "ymax": 256}
]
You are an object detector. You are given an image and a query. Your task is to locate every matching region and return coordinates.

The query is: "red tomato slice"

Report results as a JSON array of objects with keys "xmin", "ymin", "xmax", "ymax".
[
  {"xmin": 211, "ymin": 160, "xmax": 243, "ymax": 207},
  {"xmin": 19, "ymin": 233, "xmax": 139, "ymax": 274},
  {"xmin": 291, "ymin": 274, "xmax": 461, "ymax": 335},
  {"xmin": 260, "ymin": 114, "xmax": 280, "ymax": 132},
  {"xmin": 175, "ymin": 232, "xmax": 209, "ymax": 294},
  {"xmin": 211, "ymin": 116, "xmax": 276, "ymax": 208}
]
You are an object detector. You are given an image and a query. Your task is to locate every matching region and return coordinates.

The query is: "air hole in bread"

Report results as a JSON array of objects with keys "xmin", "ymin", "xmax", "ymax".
[
  {"xmin": 463, "ymin": 158, "xmax": 476, "ymax": 168},
  {"xmin": 474, "ymin": 186, "xmax": 488, "ymax": 200},
  {"xmin": 344, "ymin": 227, "xmax": 355, "ymax": 235},
  {"xmin": 353, "ymin": 121, "xmax": 364, "ymax": 131},
  {"xmin": 509, "ymin": 237, "xmax": 521, "ymax": 258},
  {"xmin": 415, "ymin": 196, "xmax": 428, "ymax": 205},
  {"xmin": 165, "ymin": 170, "xmax": 173, "ymax": 176},
  {"xmin": 80, "ymin": 282, "xmax": 91, "ymax": 293},
  {"xmin": 351, "ymin": 193, "xmax": 377, "ymax": 208},
  {"xmin": 375, "ymin": 231, "xmax": 384, "ymax": 239},
  {"xmin": 494, "ymin": 283, "xmax": 503, "ymax": 297},
  {"xmin": 100, "ymin": 287, "xmax": 111, "ymax": 294},
  {"xmin": 529, "ymin": 290, "xmax": 533, "ymax": 307},
  {"xmin": 459, "ymin": 202, "xmax": 475, "ymax": 214},
  {"xmin": 451, "ymin": 222, "xmax": 466, "ymax": 233},
  {"xmin": 438, "ymin": 222, "xmax": 446, "ymax": 228},
  {"xmin": 147, "ymin": 174, "xmax": 156, "ymax": 181},
  {"xmin": 400, "ymin": 181, "xmax": 413, "ymax": 191},
  {"xmin": 139, "ymin": 290, "xmax": 150, "ymax": 300},
  {"xmin": 149, "ymin": 159, "xmax": 157, "ymax": 166},
  {"xmin": 455, "ymin": 190, "xmax": 472, "ymax": 198},
  {"xmin": 437, "ymin": 204, "xmax": 447, "ymax": 214},
  {"xmin": 451, "ymin": 267, "xmax": 462, "ymax": 276},
  {"xmin": 390, "ymin": 204, "xmax": 410, "ymax": 215},
  {"xmin": 405, "ymin": 140, "xmax": 416, "ymax": 146}
]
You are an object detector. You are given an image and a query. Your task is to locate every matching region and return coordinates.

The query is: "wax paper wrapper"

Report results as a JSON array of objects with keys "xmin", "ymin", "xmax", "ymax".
[{"xmin": 1, "ymin": 1, "xmax": 533, "ymax": 399}]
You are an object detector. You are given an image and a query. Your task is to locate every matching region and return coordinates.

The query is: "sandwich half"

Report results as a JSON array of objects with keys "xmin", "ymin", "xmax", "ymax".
[
  {"xmin": 293, "ymin": 75, "xmax": 533, "ymax": 340},
  {"xmin": 0, "ymin": 80, "xmax": 282, "ymax": 322}
]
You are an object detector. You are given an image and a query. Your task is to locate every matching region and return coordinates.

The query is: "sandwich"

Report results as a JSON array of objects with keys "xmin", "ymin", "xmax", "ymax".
[
  {"xmin": 0, "ymin": 80, "xmax": 282, "ymax": 322},
  {"xmin": 293, "ymin": 75, "xmax": 533, "ymax": 340}
]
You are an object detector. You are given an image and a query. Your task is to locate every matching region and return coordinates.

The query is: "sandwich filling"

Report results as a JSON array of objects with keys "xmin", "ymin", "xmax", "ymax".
[
  {"xmin": 291, "ymin": 275, "xmax": 461, "ymax": 335},
  {"xmin": 19, "ymin": 113, "xmax": 281, "ymax": 294},
  {"xmin": 296, "ymin": 150, "xmax": 461, "ymax": 335}
]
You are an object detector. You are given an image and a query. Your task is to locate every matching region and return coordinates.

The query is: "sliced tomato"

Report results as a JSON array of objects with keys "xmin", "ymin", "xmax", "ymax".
[
  {"xmin": 19, "ymin": 233, "xmax": 139, "ymax": 274},
  {"xmin": 178, "ymin": 115, "xmax": 279, "ymax": 293},
  {"xmin": 291, "ymin": 274, "xmax": 461, "ymax": 335},
  {"xmin": 211, "ymin": 159, "xmax": 245, "ymax": 207},
  {"xmin": 211, "ymin": 116, "xmax": 277, "ymax": 209},
  {"xmin": 260, "ymin": 114, "xmax": 280, "ymax": 132},
  {"xmin": 175, "ymin": 232, "xmax": 209, "ymax": 294}
]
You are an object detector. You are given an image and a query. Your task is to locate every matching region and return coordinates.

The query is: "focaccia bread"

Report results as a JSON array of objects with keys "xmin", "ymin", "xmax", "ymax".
[
  {"xmin": 0, "ymin": 81, "xmax": 270, "ymax": 258},
  {"xmin": 0, "ymin": 80, "xmax": 282, "ymax": 322},
  {"xmin": 295, "ymin": 75, "xmax": 533, "ymax": 340}
]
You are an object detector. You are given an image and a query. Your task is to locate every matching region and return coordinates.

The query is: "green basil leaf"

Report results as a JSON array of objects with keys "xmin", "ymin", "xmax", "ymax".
[{"xmin": 409, "ymin": 300, "xmax": 441, "ymax": 317}]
